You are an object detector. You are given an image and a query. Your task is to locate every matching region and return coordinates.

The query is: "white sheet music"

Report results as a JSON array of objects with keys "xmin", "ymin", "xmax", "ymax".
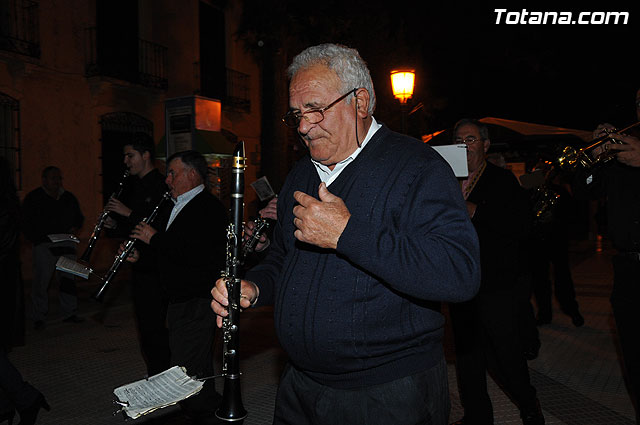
[
  {"xmin": 250, "ymin": 176, "xmax": 276, "ymax": 201},
  {"xmin": 47, "ymin": 233, "xmax": 80, "ymax": 243},
  {"xmin": 113, "ymin": 366, "xmax": 204, "ymax": 419},
  {"xmin": 432, "ymin": 144, "xmax": 469, "ymax": 178},
  {"xmin": 55, "ymin": 256, "xmax": 92, "ymax": 279}
]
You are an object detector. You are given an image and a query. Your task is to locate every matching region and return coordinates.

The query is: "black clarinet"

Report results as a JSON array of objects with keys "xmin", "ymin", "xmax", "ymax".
[
  {"xmin": 216, "ymin": 141, "xmax": 248, "ymax": 422},
  {"xmin": 240, "ymin": 216, "xmax": 270, "ymax": 265},
  {"xmin": 80, "ymin": 169, "xmax": 130, "ymax": 263},
  {"xmin": 93, "ymin": 191, "xmax": 171, "ymax": 302}
]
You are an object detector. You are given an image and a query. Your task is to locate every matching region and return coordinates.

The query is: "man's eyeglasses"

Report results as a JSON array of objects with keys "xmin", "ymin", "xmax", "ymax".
[
  {"xmin": 455, "ymin": 136, "xmax": 485, "ymax": 146},
  {"xmin": 282, "ymin": 89, "xmax": 357, "ymax": 128}
]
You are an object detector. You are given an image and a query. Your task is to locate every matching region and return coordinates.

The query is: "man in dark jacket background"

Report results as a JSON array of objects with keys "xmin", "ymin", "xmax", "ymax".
[
  {"xmin": 22, "ymin": 166, "xmax": 84, "ymax": 330},
  {"xmin": 574, "ymin": 89, "xmax": 640, "ymax": 423},
  {"xmin": 448, "ymin": 119, "xmax": 544, "ymax": 425},
  {"xmin": 130, "ymin": 150, "xmax": 228, "ymax": 425}
]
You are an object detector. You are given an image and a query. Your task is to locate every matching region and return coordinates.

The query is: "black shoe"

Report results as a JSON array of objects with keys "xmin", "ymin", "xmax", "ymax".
[
  {"xmin": 523, "ymin": 341, "xmax": 541, "ymax": 361},
  {"xmin": 18, "ymin": 393, "xmax": 50, "ymax": 425},
  {"xmin": 0, "ymin": 409, "xmax": 15, "ymax": 425},
  {"xmin": 62, "ymin": 315, "xmax": 84, "ymax": 324},
  {"xmin": 33, "ymin": 321, "xmax": 45, "ymax": 331},
  {"xmin": 571, "ymin": 313, "xmax": 584, "ymax": 327},
  {"xmin": 522, "ymin": 411, "xmax": 545, "ymax": 425},
  {"xmin": 536, "ymin": 316, "xmax": 551, "ymax": 326},
  {"xmin": 521, "ymin": 402, "xmax": 545, "ymax": 425}
]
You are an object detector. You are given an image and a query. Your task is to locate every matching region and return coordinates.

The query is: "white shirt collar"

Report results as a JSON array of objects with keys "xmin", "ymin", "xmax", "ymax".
[
  {"xmin": 312, "ymin": 116, "xmax": 381, "ymax": 185},
  {"xmin": 173, "ymin": 184, "xmax": 204, "ymax": 205},
  {"xmin": 166, "ymin": 184, "xmax": 204, "ymax": 229}
]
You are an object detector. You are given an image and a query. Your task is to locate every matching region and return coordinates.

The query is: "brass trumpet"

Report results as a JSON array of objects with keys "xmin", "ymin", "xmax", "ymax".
[{"xmin": 556, "ymin": 122, "xmax": 640, "ymax": 171}]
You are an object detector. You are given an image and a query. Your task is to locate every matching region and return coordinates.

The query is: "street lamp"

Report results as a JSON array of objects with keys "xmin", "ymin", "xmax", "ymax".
[
  {"xmin": 390, "ymin": 69, "xmax": 415, "ymax": 133},
  {"xmin": 390, "ymin": 70, "xmax": 415, "ymax": 103}
]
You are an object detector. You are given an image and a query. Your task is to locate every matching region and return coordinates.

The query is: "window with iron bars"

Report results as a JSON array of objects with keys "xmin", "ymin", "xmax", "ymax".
[
  {"xmin": 225, "ymin": 68, "xmax": 250, "ymax": 113},
  {"xmin": 0, "ymin": 0, "xmax": 40, "ymax": 58},
  {"xmin": 0, "ymin": 94, "xmax": 21, "ymax": 189},
  {"xmin": 83, "ymin": 27, "xmax": 168, "ymax": 90}
]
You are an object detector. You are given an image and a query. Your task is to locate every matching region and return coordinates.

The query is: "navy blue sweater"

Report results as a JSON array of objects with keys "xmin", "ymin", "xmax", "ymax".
[{"xmin": 245, "ymin": 125, "xmax": 480, "ymax": 388}]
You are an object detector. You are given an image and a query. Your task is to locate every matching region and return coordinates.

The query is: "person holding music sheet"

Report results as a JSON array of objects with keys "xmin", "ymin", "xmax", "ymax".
[
  {"xmin": 103, "ymin": 134, "xmax": 171, "ymax": 377},
  {"xmin": 447, "ymin": 119, "xmax": 544, "ymax": 425},
  {"xmin": 22, "ymin": 166, "xmax": 84, "ymax": 330},
  {"xmin": 127, "ymin": 150, "xmax": 228, "ymax": 425},
  {"xmin": 573, "ymin": 88, "xmax": 640, "ymax": 423},
  {"xmin": 211, "ymin": 43, "xmax": 481, "ymax": 425}
]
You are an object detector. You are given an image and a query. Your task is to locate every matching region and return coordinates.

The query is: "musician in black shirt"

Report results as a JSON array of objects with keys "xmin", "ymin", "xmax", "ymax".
[
  {"xmin": 575, "ymin": 89, "xmax": 640, "ymax": 422},
  {"xmin": 105, "ymin": 134, "xmax": 171, "ymax": 376}
]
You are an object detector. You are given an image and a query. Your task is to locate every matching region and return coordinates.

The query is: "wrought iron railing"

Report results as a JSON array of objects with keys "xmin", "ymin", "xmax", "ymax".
[
  {"xmin": 138, "ymin": 38, "xmax": 168, "ymax": 89},
  {"xmin": 0, "ymin": 0, "xmax": 40, "ymax": 58},
  {"xmin": 0, "ymin": 94, "xmax": 21, "ymax": 189},
  {"xmin": 84, "ymin": 27, "xmax": 168, "ymax": 90},
  {"xmin": 83, "ymin": 27, "xmax": 98, "ymax": 76},
  {"xmin": 225, "ymin": 68, "xmax": 250, "ymax": 112}
]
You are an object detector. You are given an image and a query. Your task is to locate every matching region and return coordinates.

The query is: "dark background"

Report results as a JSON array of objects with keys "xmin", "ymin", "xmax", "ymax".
[
  {"xmin": 240, "ymin": 2, "xmax": 639, "ymax": 137},
  {"xmin": 409, "ymin": 4, "xmax": 639, "ymax": 133}
]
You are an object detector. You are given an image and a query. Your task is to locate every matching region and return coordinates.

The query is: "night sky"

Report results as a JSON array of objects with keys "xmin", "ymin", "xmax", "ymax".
[
  {"xmin": 267, "ymin": 2, "xmax": 639, "ymax": 136},
  {"xmin": 416, "ymin": 6, "xmax": 638, "ymax": 132}
]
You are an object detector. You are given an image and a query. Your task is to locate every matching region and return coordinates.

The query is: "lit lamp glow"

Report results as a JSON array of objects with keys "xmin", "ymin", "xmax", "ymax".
[{"xmin": 390, "ymin": 70, "xmax": 415, "ymax": 103}]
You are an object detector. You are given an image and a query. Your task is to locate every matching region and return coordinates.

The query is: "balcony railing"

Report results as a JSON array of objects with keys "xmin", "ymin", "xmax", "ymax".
[
  {"xmin": 84, "ymin": 27, "xmax": 168, "ymax": 90},
  {"xmin": 0, "ymin": 0, "xmax": 40, "ymax": 58},
  {"xmin": 138, "ymin": 38, "xmax": 168, "ymax": 90},
  {"xmin": 225, "ymin": 68, "xmax": 250, "ymax": 113},
  {"xmin": 0, "ymin": 94, "xmax": 21, "ymax": 189}
]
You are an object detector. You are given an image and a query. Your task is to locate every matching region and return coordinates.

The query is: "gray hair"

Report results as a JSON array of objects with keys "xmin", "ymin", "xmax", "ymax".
[
  {"xmin": 42, "ymin": 166, "xmax": 61, "ymax": 179},
  {"xmin": 287, "ymin": 43, "xmax": 376, "ymax": 115},
  {"xmin": 167, "ymin": 150, "xmax": 209, "ymax": 188},
  {"xmin": 453, "ymin": 118, "xmax": 490, "ymax": 140}
]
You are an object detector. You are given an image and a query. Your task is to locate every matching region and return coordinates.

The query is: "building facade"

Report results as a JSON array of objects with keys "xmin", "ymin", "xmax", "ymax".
[{"xmin": 0, "ymin": 0, "xmax": 262, "ymax": 275}]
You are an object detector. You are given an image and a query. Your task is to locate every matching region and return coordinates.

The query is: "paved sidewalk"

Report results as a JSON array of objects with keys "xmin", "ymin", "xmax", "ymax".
[{"xmin": 7, "ymin": 238, "xmax": 636, "ymax": 424}]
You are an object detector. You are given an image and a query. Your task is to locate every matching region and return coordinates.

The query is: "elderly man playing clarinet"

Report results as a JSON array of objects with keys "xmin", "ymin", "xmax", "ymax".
[{"xmin": 211, "ymin": 43, "xmax": 480, "ymax": 425}]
